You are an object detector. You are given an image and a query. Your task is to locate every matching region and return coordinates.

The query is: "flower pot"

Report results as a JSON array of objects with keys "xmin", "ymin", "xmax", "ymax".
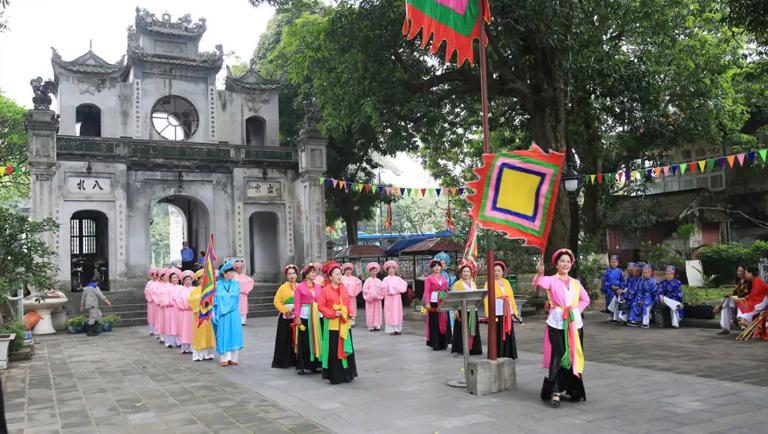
[
  {"xmin": 67, "ymin": 325, "xmax": 83, "ymax": 334},
  {"xmin": 101, "ymin": 323, "xmax": 113, "ymax": 332},
  {"xmin": 0, "ymin": 333, "xmax": 17, "ymax": 369}
]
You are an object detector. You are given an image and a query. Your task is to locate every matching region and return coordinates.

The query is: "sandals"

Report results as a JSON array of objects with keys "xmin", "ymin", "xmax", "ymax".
[{"xmin": 551, "ymin": 393, "xmax": 560, "ymax": 408}]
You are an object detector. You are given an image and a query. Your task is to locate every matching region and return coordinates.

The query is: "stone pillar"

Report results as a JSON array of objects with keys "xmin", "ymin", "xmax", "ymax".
[
  {"xmin": 25, "ymin": 109, "xmax": 59, "ymax": 248},
  {"xmin": 296, "ymin": 126, "xmax": 327, "ymax": 263}
]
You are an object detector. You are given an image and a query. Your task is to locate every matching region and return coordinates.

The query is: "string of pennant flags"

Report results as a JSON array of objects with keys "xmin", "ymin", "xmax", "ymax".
[
  {"xmin": 581, "ymin": 148, "xmax": 767, "ymax": 186},
  {"xmin": 319, "ymin": 176, "xmax": 466, "ymax": 197},
  {"xmin": 0, "ymin": 164, "xmax": 20, "ymax": 177},
  {"xmin": 321, "ymin": 147, "xmax": 768, "ymax": 196}
]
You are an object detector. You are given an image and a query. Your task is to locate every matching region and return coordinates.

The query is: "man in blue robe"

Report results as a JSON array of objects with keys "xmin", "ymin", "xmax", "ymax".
[
  {"xmin": 657, "ymin": 265, "xmax": 684, "ymax": 328},
  {"xmin": 213, "ymin": 261, "xmax": 244, "ymax": 366},
  {"xmin": 603, "ymin": 255, "xmax": 624, "ymax": 315},
  {"xmin": 611, "ymin": 262, "xmax": 635, "ymax": 324},
  {"xmin": 628, "ymin": 263, "xmax": 658, "ymax": 328}
]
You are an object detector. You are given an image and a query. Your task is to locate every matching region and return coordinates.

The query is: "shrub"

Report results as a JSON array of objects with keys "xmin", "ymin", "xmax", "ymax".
[{"xmin": 697, "ymin": 243, "xmax": 754, "ymax": 286}]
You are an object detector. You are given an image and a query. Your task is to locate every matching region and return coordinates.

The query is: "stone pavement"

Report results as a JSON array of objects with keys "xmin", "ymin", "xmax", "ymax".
[
  {"xmin": 3, "ymin": 313, "xmax": 768, "ymax": 433},
  {"xmin": 1, "ymin": 330, "xmax": 330, "ymax": 433}
]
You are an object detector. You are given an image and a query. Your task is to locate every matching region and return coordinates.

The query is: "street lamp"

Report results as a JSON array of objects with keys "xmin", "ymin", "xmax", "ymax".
[{"xmin": 563, "ymin": 176, "xmax": 581, "ymax": 193}]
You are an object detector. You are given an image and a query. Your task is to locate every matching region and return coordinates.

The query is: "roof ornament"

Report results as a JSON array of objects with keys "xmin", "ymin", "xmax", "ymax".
[{"xmin": 30, "ymin": 77, "xmax": 56, "ymax": 110}]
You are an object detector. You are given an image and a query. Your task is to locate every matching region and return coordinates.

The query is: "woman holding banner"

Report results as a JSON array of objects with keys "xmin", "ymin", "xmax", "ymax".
[{"xmin": 534, "ymin": 249, "xmax": 590, "ymax": 408}]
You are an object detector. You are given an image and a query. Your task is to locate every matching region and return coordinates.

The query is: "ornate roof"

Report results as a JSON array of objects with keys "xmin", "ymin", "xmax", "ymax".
[
  {"xmin": 51, "ymin": 47, "xmax": 125, "ymax": 75},
  {"xmin": 125, "ymin": 26, "xmax": 223, "ymax": 72},
  {"xmin": 225, "ymin": 65, "xmax": 281, "ymax": 93},
  {"xmin": 134, "ymin": 7, "xmax": 206, "ymax": 39}
]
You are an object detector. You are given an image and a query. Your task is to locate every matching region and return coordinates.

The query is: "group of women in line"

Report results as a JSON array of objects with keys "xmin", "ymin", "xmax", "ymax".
[
  {"xmin": 421, "ymin": 257, "xmax": 520, "ymax": 359},
  {"xmin": 270, "ymin": 261, "xmax": 359, "ymax": 384},
  {"xmin": 143, "ymin": 246, "xmax": 593, "ymax": 403},
  {"xmin": 143, "ymin": 261, "xmax": 248, "ymax": 366}
]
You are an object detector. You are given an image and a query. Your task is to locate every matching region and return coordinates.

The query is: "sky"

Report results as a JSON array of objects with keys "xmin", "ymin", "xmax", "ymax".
[{"xmin": 0, "ymin": 0, "xmax": 437, "ymax": 186}]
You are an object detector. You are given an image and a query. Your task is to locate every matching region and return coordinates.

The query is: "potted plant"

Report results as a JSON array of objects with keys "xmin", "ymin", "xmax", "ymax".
[
  {"xmin": 100, "ymin": 315, "xmax": 121, "ymax": 332},
  {"xmin": 66, "ymin": 315, "xmax": 88, "ymax": 334},
  {"xmin": 0, "ymin": 332, "xmax": 16, "ymax": 369},
  {"xmin": 0, "ymin": 320, "xmax": 24, "ymax": 369}
]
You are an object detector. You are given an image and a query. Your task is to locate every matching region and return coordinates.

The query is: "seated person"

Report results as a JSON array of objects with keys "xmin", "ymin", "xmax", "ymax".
[
  {"xmin": 714, "ymin": 265, "xmax": 750, "ymax": 335},
  {"xmin": 656, "ymin": 266, "xmax": 683, "ymax": 328},
  {"xmin": 628, "ymin": 263, "xmax": 657, "ymax": 328},
  {"xmin": 735, "ymin": 265, "xmax": 768, "ymax": 329}
]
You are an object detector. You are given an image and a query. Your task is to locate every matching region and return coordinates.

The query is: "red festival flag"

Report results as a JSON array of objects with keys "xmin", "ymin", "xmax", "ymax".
[
  {"xmin": 465, "ymin": 145, "xmax": 566, "ymax": 253},
  {"xmin": 403, "ymin": 0, "xmax": 491, "ymax": 65}
]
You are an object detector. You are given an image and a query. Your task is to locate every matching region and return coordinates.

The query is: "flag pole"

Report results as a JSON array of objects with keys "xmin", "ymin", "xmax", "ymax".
[{"xmin": 478, "ymin": 0, "xmax": 497, "ymax": 361}]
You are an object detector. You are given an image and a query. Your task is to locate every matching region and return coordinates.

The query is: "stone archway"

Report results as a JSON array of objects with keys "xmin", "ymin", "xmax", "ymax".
[
  {"xmin": 70, "ymin": 210, "xmax": 109, "ymax": 291},
  {"xmin": 249, "ymin": 211, "xmax": 280, "ymax": 282},
  {"xmin": 150, "ymin": 195, "xmax": 210, "ymax": 269}
]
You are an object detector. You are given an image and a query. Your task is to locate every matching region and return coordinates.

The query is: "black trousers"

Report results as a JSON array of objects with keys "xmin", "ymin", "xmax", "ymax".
[{"xmin": 540, "ymin": 326, "xmax": 586, "ymax": 402}]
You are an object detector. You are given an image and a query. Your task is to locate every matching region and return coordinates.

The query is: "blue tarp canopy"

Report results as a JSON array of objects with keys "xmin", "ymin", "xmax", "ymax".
[{"xmin": 383, "ymin": 230, "xmax": 453, "ymax": 256}]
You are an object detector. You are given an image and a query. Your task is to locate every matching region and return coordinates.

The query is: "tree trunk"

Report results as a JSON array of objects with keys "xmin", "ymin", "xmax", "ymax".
[
  {"xmin": 344, "ymin": 213, "xmax": 358, "ymax": 246},
  {"xmin": 525, "ymin": 82, "xmax": 570, "ymax": 272}
]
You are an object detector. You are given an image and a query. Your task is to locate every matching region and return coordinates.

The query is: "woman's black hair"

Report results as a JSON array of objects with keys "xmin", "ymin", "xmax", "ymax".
[{"xmin": 745, "ymin": 265, "xmax": 760, "ymax": 276}]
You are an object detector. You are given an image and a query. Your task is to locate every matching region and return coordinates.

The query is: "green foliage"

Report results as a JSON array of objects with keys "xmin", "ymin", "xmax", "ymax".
[
  {"xmin": 150, "ymin": 204, "xmax": 171, "ymax": 267},
  {"xmin": 101, "ymin": 314, "xmax": 121, "ymax": 325},
  {"xmin": 66, "ymin": 315, "xmax": 88, "ymax": 327},
  {"xmin": 0, "ymin": 91, "xmax": 29, "ymax": 203},
  {"xmin": 250, "ymin": 0, "xmax": 765, "ymax": 250},
  {"xmin": 0, "ymin": 320, "xmax": 24, "ymax": 352},
  {"xmin": 604, "ymin": 197, "xmax": 661, "ymax": 235},
  {"xmin": 697, "ymin": 243, "xmax": 753, "ymax": 285},
  {"xmin": 750, "ymin": 240, "xmax": 768, "ymax": 260},
  {"xmin": 0, "ymin": 205, "xmax": 59, "ymax": 298}
]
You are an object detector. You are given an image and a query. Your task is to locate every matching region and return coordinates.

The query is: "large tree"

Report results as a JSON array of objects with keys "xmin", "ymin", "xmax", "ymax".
[
  {"xmin": 251, "ymin": 0, "xmax": 757, "ymax": 262},
  {"xmin": 0, "ymin": 91, "xmax": 29, "ymax": 204}
]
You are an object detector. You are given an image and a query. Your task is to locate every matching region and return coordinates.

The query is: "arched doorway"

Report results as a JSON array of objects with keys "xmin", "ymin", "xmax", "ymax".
[
  {"xmin": 150, "ymin": 195, "xmax": 210, "ymax": 269},
  {"xmin": 70, "ymin": 210, "xmax": 109, "ymax": 291},
  {"xmin": 245, "ymin": 116, "xmax": 266, "ymax": 146},
  {"xmin": 76, "ymin": 104, "xmax": 102, "ymax": 137},
  {"xmin": 249, "ymin": 211, "xmax": 279, "ymax": 282}
]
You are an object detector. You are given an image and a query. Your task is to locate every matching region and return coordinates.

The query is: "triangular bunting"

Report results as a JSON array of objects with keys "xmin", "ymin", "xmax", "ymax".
[
  {"xmin": 435, "ymin": 188, "xmax": 442, "ymax": 197},
  {"xmin": 319, "ymin": 177, "xmax": 326, "ymax": 184},
  {"xmin": 698, "ymin": 160, "xmax": 706, "ymax": 173},
  {"xmin": 583, "ymin": 175, "xmax": 590, "ymax": 185},
  {"xmin": 663, "ymin": 166, "xmax": 670, "ymax": 176},
  {"xmin": 687, "ymin": 162, "xmax": 697, "ymax": 173},
  {"xmin": 748, "ymin": 151, "xmax": 756, "ymax": 161},
  {"xmin": 726, "ymin": 155, "xmax": 736, "ymax": 168},
  {"xmin": 400, "ymin": 187, "xmax": 406, "ymax": 196},
  {"xmin": 0, "ymin": 167, "xmax": 5, "ymax": 176},
  {"xmin": 385, "ymin": 186, "xmax": 392, "ymax": 196},
  {"xmin": 737, "ymin": 153, "xmax": 746, "ymax": 166},
  {"xmin": 458, "ymin": 188, "xmax": 465, "ymax": 196},
  {"xmin": 760, "ymin": 149, "xmax": 767, "ymax": 162},
  {"xmin": 377, "ymin": 186, "xmax": 384, "ymax": 195},
  {"xmin": 450, "ymin": 187, "xmax": 457, "ymax": 196},
  {"xmin": 589, "ymin": 174, "xmax": 596, "ymax": 184},
  {"xmin": 332, "ymin": 179, "xmax": 339, "ymax": 188},
  {"xmin": 654, "ymin": 167, "xmax": 661, "ymax": 178},
  {"xmin": 365, "ymin": 184, "xmax": 372, "ymax": 193},
  {"xmin": 679, "ymin": 164, "xmax": 687, "ymax": 174},
  {"xmin": 597, "ymin": 173, "xmax": 604, "ymax": 184},
  {"xmin": 707, "ymin": 159, "xmax": 716, "ymax": 171},
  {"xmin": 420, "ymin": 188, "xmax": 426, "ymax": 197}
]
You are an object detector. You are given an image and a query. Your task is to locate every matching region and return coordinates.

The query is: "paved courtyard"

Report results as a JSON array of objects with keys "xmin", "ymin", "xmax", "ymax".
[{"xmin": 3, "ymin": 312, "xmax": 768, "ymax": 433}]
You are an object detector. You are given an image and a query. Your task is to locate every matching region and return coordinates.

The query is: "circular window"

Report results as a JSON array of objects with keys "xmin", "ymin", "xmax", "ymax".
[{"xmin": 151, "ymin": 96, "xmax": 199, "ymax": 141}]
